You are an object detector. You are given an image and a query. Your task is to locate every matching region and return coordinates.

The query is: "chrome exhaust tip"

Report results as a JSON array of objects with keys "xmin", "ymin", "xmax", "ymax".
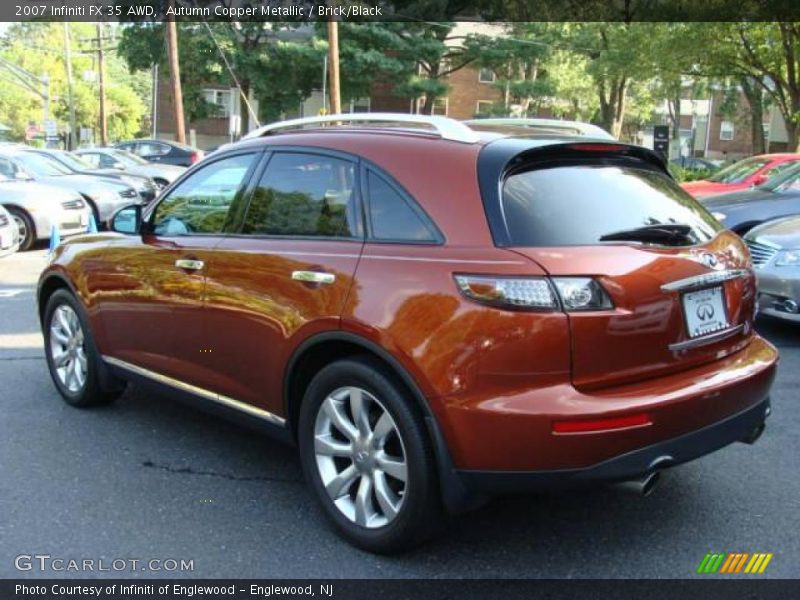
[{"xmin": 611, "ymin": 471, "xmax": 661, "ymax": 497}]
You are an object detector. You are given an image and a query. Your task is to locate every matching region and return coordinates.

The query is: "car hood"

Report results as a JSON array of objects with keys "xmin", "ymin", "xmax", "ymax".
[
  {"xmin": 700, "ymin": 189, "xmax": 775, "ymax": 208},
  {"xmin": 745, "ymin": 215, "xmax": 800, "ymax": 249},
  {"xmin": 35, "ymin": 174, "xmax": 130, "ymax": 195},
  {"xmin": 0, "ymin": 180, "xmax": 84, "ymax": 205},
  {"xmin": 130, "ymin": 164, "xmax": 185, "ymax": 179}
]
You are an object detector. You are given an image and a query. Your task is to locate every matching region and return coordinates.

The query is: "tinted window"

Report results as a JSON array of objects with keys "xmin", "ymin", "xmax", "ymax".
[
  {"xmin": 139, "ymin": 142, "xmax": 170, "ymax": 156},
  {"xmin": 366, "ymin": 171, "xmax": 438, "ymax": 242},
  {"xmin": 243, "ymin": 153, "xmax": 359, "ymax": 238},
  {"xmin": 762, "ymin": 160, "xmax": 798, "ymax": 180},
  {"xmin": 152, "ymin": 153, "xmax": 255, "ymax": 235},
  {"xmin": 502, "ymin": 164, "xmax": 722, "ymax": 246},
  {"xmin": 708, "ymin": 157, "xmax": 769, "ymax": 183}
]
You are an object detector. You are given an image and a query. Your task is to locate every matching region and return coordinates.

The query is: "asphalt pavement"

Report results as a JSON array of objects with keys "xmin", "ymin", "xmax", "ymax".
[{"xmin": 1, "ymin": 248, "xmax": 798, "ymax": 578}]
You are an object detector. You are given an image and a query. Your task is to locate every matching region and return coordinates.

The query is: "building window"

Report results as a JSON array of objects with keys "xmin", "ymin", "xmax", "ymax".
[
  {"xmin": 203, "ymin": 89, "xmax": 232, "ymax": 118},
  {"xmin": 432, "ymin": 97, "xmax": 448, "ymax": 116},
  {"xmin": 349, "ymin": 97, "xmax": 371, "ymax": 114},
  {"xmin": 476, "ymin": 100, "xmax": 494, "ymax": 116},
  {"xmin": 478, "ymin": 68, "xmax": 496, "ymax": 84},
  {"xmin": 720, "ymin": 120, "xmax": 734, "ymax": 141}
]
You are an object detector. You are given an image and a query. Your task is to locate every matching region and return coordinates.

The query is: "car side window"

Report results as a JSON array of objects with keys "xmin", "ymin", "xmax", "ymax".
[
  {"xmin": 98, "ymin": 153, "xmax": 117, "ymax": 168},
  {"xmin": 242, "ymin": 152, "xmax": 360, "ymax": 238},
  {"xmin": 365, "ymin": 170, "xmax": 440, "ymax": 243},
  {"xmin": 764, "ymin": 161, "xmax": 798, "ymax": 179},
  {"xmin": 79, "ymin": 153, "xmax": 101, "ymax": 168},
  {"xmin": 151, "ymin": 153, "xmax": 256, "ymax": 236},
  {"xmin": 140, "ymin": 142, "xmax": 169, "ymax": 156}
]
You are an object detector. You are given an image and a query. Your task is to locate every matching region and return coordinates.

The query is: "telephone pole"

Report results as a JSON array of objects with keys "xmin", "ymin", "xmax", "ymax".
[
  {"xmin": 63, "ymin": 23, "xmax": 77, "ymax": 149},
  {"xmin": 166, "ymin": 0, "xmax": 186, "ymax": 144},
  {"xmin": 96, "ymin": 24, "xmax": 108, "ymax": 146},
  {"xmin": 327, "ymin": 20, "xmax": 341, "ymax": 115}
]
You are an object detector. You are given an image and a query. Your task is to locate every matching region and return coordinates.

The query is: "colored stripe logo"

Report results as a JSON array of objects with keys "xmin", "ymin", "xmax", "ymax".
[{"xmin": 697, "ymin": 552, "xmax": 773, "ymax": 574}]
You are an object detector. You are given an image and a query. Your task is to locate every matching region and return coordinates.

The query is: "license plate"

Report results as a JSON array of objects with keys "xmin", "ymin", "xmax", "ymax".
[{"xmin": 682, "ymin": 286, "xmax": 729, "ymax": 338}]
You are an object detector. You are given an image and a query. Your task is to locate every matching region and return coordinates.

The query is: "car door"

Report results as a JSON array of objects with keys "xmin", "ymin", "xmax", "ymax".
[
  {"xmin": 95, "ymin": 150, "xmax": 262, "ymax": 381},
  {"xmin": 198, "ymin": 149, "xmax": 364, "ymax": 413}
]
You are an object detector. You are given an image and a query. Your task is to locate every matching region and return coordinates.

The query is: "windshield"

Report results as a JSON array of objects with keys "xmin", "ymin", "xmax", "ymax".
[
  {"xmin": 766, "ymin": 163, "xmax": 800, "ymax": 193},
  {"xmin": 502, "ymin": 163, "xmax": 722, "ymax": 246},
  {"xmin": 708, "ymin": 157, "xmax": 769, "ymax": 183},
  {"xmin": 110, "ymin": 149, "xmax": 148, "ymax": 166},
  {"xmin": 16, "ymin": 152, "xmax": 71, "ymax": 177},
  {"xmin": 51, "ymin": 151, "xmax": 93, "ymax": 171}
]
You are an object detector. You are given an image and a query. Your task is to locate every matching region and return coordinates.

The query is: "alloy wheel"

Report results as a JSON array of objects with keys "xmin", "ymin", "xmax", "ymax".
[
  {"xmin": 12, "ymin": 214, "xmax": 27, "ymax": 245},
  {"xmin": 314, "ymin": 386, "xmax": 408, "ymax": 529},
  {"xmin": 49, "ymin": 304, "xmax": 88, "ymax": 393}
]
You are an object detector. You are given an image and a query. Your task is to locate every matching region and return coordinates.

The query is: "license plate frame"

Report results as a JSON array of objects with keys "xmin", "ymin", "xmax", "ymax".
[{"xmin": 681, "ymin": 285, "xmax": 730, "ymax": 339}]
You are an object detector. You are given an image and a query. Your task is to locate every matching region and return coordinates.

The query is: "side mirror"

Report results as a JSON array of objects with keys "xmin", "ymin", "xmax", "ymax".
[{"xmin": 111, "ymin": 204, "xmax": 142, "ymax": 234}]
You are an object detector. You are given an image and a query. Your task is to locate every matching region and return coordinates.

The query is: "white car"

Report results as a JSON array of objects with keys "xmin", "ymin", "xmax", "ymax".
[
  {"xmin": 0, "ymin": 204, "xmax": 20, "ymax": 257},
  {"xmin": 0, "ymin": 175, "xmax": 91, "ymax": 251}
]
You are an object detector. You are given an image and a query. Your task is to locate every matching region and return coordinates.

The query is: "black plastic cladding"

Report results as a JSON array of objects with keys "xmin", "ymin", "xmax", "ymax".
[{"xmin": 476, "ymin": 138, "xmax": 672, "ymax": 247}]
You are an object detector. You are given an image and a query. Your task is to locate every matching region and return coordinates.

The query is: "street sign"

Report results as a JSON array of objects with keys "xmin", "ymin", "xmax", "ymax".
[
  {"xmin": 44, "ymin": 119, "xmax": 58, "ymax": 137},
  {"xmin": 654, "ymin": 125, "xmax": 669, "ymax": 157}
]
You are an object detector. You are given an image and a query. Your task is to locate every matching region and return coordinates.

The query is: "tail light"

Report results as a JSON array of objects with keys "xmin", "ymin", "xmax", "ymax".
[{"xmin": 454, "ymin": 275, "xmax": 613, "ymax": 312}]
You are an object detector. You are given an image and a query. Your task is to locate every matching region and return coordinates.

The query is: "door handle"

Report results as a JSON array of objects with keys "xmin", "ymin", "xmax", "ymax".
[
  {"xmin": 175, "ymin": 259, "xmax": 204, "ymax": 271},
  {"xmin": 292, "ymin": 270, "xmax": 335, "ymax": 285}
]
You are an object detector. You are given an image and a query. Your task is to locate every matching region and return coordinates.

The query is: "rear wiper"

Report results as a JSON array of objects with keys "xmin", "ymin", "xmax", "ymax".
[{"xmin": 598, "ymin": 223, "xmax": 693, "ymax": 244}]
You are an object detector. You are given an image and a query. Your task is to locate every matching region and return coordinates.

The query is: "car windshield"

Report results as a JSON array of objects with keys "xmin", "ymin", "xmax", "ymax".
[
  {"xmin": 109, "ymin": 149, "xmax": 148, "ymax": 166},
  {"xmin": 708, "ymin": 157, "xmax": 770, "ymax": 183},
  {"xmin": 502, "ymin": 163, "xmax": 722, "ymax": 246},
  {"xmin": 764, "ymin": 163, "xmax": 800, "ymax": 193},
  {"xmin": 51, "ymin": 151, "xmax": 94, "ymax": 171},
  {"xmin": 15, "ymin": 152, "xmax": 71, "ymax": 177}
]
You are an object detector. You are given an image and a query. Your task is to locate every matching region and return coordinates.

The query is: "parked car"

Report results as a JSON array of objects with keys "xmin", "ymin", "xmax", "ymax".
[
  {"xmin": 38, "ymin": 114, "xmax": 776, "ymax": 553},
  {"xmin": 700, "ymin": 162, "xmax": 800, "ymax": 234},
  {"xmin": 744, "ymin": 215, "xmax": 800, "ymax": 322},
  {"xmin": 671, "ymin": 157, "xmax": 719, "ymax": 173},
  {"xmin": 23, "ymin": 148, "xmax": 157, "ymax": 205},
  {"xmin": 114, "ymin": 139, "xmax": 204, "ymax": 167},
  {"xmin": 75, "ymin": 147, "xmax": 186, "ymax": 191},
  {"xmin": 0, "ymin": 203, "xmax": 20, "ymax": 256},
  {"xmin": 0, "ymin": 174, "xmax": 90, "ymax": 251},
  {"xmin": 0, "ymin": 148, "xmax": 139, "ymax": 228},
  {"xmin": 682, "ymin": 153, "xmax": 800, "ymax": 199}
]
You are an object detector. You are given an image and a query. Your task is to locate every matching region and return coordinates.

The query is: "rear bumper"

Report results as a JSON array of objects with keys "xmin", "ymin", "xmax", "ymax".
[
  {"xmin": 457, "ymin": 397, "xmax": 770, "ymax": 495},
  {"xmin": 755, "ymin": 265, "xmax": 800, "ymax": 322}
]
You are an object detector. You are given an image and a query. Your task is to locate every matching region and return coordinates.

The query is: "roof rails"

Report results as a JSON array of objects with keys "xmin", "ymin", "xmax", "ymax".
[
  {"xmin": 464, "ymin": 118, "xmax": 615, "ymax": 140},
  {"xmin": 241, "ymin": 113, "xmax": 481, "ymax": 144}
]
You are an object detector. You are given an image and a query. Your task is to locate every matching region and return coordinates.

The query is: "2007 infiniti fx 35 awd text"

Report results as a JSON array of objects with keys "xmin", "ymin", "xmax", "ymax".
[{"xmin": 38, "ymin": 114, "xmax": 777, "ymax": 553}]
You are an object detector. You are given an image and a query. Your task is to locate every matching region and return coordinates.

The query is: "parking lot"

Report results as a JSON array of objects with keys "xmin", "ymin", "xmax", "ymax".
[{"xmin": 1, "ymin": 247, "xmax": 798, "ymax": 579}]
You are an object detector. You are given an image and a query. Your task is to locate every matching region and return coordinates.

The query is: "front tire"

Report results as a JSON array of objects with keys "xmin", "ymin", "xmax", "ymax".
[
  {"xmin": 7, "ymin": 207, "xmax": 34, "ymax": 251},
  {"xmin": 43, "ymin": 289, "xmax": 123, "ymax": 407},
  {"xmin": 298, "ymin": 356, "xmax": 443, "ymax": 553}
]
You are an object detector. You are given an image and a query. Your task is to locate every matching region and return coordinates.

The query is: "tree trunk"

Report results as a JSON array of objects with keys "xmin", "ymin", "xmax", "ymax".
[
  {"xmin": 610, "ymin": 78, "xmax": 627, "ymax": 139},
  {"xmin": 740, "ymin": 77, "xmax": 765, "ymax": 154}
]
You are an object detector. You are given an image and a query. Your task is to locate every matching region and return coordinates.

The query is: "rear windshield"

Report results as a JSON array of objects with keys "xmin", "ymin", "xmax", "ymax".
[{"xmin": 502, "ymin": 164, "xmax": 722, "ymax": 246}]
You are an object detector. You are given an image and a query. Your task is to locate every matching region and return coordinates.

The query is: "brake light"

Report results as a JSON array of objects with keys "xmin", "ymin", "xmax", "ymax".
[
  {"xmin": 552, "ymin": 413, "xmax": 651, "ymax": 434},
  {"xmin": 189, "ymin": 151, "xmax": 202, "ymax": 164},
  {"xmin": 566, "ymin": 143, "xmax": 626, "ymax": 153},
  {"xmin": 454, "ymin": 275, "xmax": 613, "ymax": 311}
]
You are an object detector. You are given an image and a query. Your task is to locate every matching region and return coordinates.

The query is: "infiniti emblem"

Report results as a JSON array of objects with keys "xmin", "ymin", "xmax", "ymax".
[
  {"xmin": 700, "ymin": 252, "xmax": 719, "ymax": 269},
  {"xmin": 696, "ymin": 303, "xmax": 715, "ymax": 321},
  {"xmin": 355, "ymin": 450, "xmax": 370, "ymax": 463}
]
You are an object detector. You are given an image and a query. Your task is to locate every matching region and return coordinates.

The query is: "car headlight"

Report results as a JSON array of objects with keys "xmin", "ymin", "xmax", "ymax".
[
  {"xmin": 775, "ymin": 249, "xmax": 800, "ymax": 267},
  {"xmin": 712, "ymin": 211, "xmax": 727, "ymax": 221}
]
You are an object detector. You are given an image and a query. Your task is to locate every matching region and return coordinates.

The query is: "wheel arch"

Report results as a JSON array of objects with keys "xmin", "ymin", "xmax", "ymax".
[
  {"xmin": 37, "ymin": 272, "xmax": 79, "ymax": 326},
  {"xmin": 5, "ymin": 204, "xmax": 37, "ymax": 238},
  {"xmin": 284, "ymin": 331, "xmax": 479, "ymax": 513}
]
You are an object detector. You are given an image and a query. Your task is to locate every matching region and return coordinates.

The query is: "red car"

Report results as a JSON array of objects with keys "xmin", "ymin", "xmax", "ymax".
[
  {"xmin": 38, "ymin": 114, "xmax": 777, "ymax": 552},
  {"xmin": 682, "ymin": 153, "xmax": 800, "ymax": 199}
]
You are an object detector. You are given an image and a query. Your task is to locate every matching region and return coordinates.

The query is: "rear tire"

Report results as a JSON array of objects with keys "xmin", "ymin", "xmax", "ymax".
[
  {"xmin": 7, "ymin": 207, "xmax": 34, "ymax": 251},
  {"xmin": 298, "ymin": 356, "xmax": 443, "ymax": 553},
  {"xmin": 43, "ymin": 289, "xmax": 124, "ymax": 407}
]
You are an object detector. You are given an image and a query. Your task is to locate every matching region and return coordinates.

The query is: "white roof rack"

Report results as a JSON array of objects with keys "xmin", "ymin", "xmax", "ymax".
[
  {"xmin": 241, "ymin": 113, "xmax": 481, "ymax": 144},
  {"xmin": 464, "ymin": 118, "xmax": 615, "ymax": 140}
]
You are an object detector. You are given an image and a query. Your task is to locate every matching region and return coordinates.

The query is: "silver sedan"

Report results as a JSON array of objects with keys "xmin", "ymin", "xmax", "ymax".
[{"xmin": 745, "ymin": 215, "xmax": 800, "ymax": 323}]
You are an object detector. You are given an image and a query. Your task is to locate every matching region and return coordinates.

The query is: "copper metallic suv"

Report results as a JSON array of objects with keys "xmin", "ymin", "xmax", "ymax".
[{"xmin": 38, "ymin": 114, "xmax": 778, "ymax": 552}]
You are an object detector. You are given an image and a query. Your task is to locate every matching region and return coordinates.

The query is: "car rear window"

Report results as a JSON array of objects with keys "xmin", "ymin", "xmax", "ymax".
[{"xmin": 502, "ymin": 164, "xmax": 722, "ymax": 246}]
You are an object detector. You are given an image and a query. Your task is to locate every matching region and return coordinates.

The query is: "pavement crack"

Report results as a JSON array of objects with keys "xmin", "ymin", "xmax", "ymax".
[{"xmin": 141, "ymin": 460, "xmax": 302, "ymax": 484}]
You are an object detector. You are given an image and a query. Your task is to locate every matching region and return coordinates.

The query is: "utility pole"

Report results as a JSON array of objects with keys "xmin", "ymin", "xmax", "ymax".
[
  {"xmin": 166, "ymin": 0, "xmax": 186, "ymax": 144},
  {"xmin": 96, "ymin": 24, "xmax": 108, "ymax": 146},
  {"xmin": 151, "ymin": 63, "xmax": 159, "ymax": 138},
  {"xmin": 63, "ymin": 23, "xmax": 77, "ymax": 149},
  {"xmin": 327, "ymin": 20, "xmax": 341, "ymax": 115}
]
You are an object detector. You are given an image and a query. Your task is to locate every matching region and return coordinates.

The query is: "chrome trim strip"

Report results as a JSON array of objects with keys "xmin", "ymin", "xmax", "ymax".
[
  {"xmin": 661, "ymin": 269, "xmax": 749, "ymax": 293},
  {"xmin": 292, "ymin": 270, "xmax": 335, "ymax": 284},
  {"xmin": 102, "ymin": 356, "xmax": 286, "ymax": 427},
  {"xmin": 668, "ymin": 324, "xmax": 745, "ymax": 352}
]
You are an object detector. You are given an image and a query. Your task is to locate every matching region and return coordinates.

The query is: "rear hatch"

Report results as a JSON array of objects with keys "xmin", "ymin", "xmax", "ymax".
[{"xmin": 479, "ymin": 141, "xmax": 757, "ymax": 390}]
